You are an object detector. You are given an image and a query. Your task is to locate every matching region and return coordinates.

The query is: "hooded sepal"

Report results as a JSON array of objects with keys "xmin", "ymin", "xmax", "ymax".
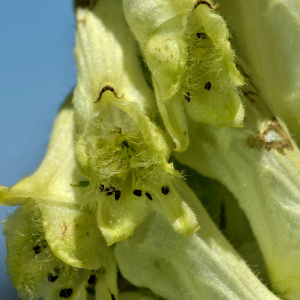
[{"xmin": 123, "ymin": 0, "xmax": 244, "ymax": 152}]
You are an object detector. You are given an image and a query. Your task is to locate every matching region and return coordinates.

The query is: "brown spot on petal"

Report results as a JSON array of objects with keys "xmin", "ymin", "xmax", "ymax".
[
  {"xmin": 60, "ymin": 222, "xmax": 67, "ymax": 240},
  {"xmin": 247, "ymin": 118, "xmax": 294, "ymax": 154}
]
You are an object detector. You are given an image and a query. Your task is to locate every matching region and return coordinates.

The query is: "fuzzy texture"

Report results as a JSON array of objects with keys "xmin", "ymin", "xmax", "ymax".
[
  {"xmin": 115, "ymin": 181, "xmax": 279, "ymax": 300},
  {"xmin": 123, "ymin": 0, "xmax": 244, "ymax": 152},
  {"xmin": 73, "ymin": 0, "xmax": 200, "ymax": 245},
  {"xmin": 75, "ymin": 100, "xmax": 200, "ymax": 245},
  {"xmin": 3, "ymin": 201, "xmax": 118, "ymax": 300},
  {"xmin": 175, "ymin": 92, "xmax": 300, "ymax": 299},
  {"xmin": 0, "ymin": 97, "xmax": 118, "ymax": 299},
  {"xmin": 217, "ymin": 0, "xmax": 300, "ymax": 145},
  {"xmin": 73, "ymin": 0, "xmax": 175, "ymax": 175}
]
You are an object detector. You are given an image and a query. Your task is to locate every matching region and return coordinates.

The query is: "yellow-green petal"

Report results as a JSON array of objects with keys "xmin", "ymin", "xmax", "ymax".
[
  {"xmin": 218, "ymin": 0, "xmax": 300, "ymax": 144},
  {"xmin": 175, "ymin": 94, "xmax": 300, "ymax": 299},
  {"xmin": 115, "ymin": 181, "xmax": 279, "ymax": 300},
  {"xmin": 40, "ymin": 202, "xmax": 107, "ymax": 269},
  {"xmin": 97, "ymin": 181, "xmax": 150, "ymax": 246},
  {"xmin": 73, "ymin": 0, "xmax": 174, "ymax": 174},
  {"xmin": 123, "ymin": 0, "xmax": 244, "ymax": 152},
  {"xmin": 0, "ymin": 95, "xmax": 81, "ymax": 207},
  {"xmin": 3, "ymin": 201, "xmax": 91, "ymax": 300},
  {"xmin": 146, "ymin": 180, "xmax": 199, "ymax": 237}
]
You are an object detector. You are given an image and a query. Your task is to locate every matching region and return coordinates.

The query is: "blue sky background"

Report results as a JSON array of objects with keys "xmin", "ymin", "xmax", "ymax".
[{"xmin": 0, "ymin": 1, "xmax": 77, "ymax": 297}]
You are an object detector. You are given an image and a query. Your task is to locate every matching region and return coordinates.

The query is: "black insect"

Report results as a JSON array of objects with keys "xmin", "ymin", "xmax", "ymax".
[
  {"xmin": 196, "ymin": 32, "xmax": 206, "ymax": 39},
  {"xmin": 122, "ymin": 140, "xmax": 129, "ymax": 148},
  {"xmin": 47, "ymin": 273, "xmax": 58, "ymax": 282},
  {"xmin": 145, "ymin": 192, "xmax": 153, "ymax": 200},
  {"xmin": 60, "ymin": 288, "xmax": 73, "ymax": 298},
  {"xmin": 94, "ymin": 86, "xmax": 123, "ymax": 103},
  {"xmin": 133, "ymin": 189, "xmax": 142, "ymax": 197},
  {"xmin": 185, "ymin": 92, "xmax": 190, "ymax": 102},
  {"xmin": 105, "ymin": 187, "xmax": 116, "ymax": 196},
  {"xmin": 161, "ymin": 186, "xmax": 170, "ymax": 195},
  {"xmin": 88, "ymin": 274, "xmax": 96, "ymax": 285},
  {"xmin": 114, "ymin": 190, "xmax": 121, "ymax": 201},
  {"xmin": 111, "ymin": 294, "xmax": 116, "ymax": 300},
  {"xmin": 33, "ymin": 240, "xmax": 47, "ymax": 255},
  {"xmin": 33, "ymin": 245, "xmax": 41, "ymax": 255},
  {"xmin": 204, "ymin": 82, "xmax": 211, "ymax": 90},
  {"xmin": 99, "ymin": 184, "xmax": 105, "ymax": 192}
]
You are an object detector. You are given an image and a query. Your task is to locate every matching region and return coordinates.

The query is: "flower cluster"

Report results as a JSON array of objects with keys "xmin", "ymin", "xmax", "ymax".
[{"xmin": 1, "ymin": 0, "xmax": 300, "ymax": 299}]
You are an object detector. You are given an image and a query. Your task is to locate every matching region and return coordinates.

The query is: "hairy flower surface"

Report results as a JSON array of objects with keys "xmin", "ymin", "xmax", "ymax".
[
  {"xmin": 173, "ymin": 0, "xmax": 300, "ymax": 298},
  {"xmin": 0, "ymin": 99, "xmax": 118, "ymax": 299},
  {"xmin": 217, "ymin": 0, "xmax": 300, "ymax": 145},
  {"xmin": 174, "ymin": 93, "xmax": 300, "ymax": 299},
  {"xmin": 1, "ymin": 0, "xmax": 300, "ymax": 299},
  {"xmin": 73, "ymin": 0, "xmax": 199, "ymax": 245},
  {"xmin": 122, "ymin": 0, "xmax": 244, "ymax": 151},
  {"xmin": 3, "ymin": 200, "xmax": 118, "ymax": 300},
  {"xmin": 116, "ymin": 180, "xmax": 279, "ymax": 300}
]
